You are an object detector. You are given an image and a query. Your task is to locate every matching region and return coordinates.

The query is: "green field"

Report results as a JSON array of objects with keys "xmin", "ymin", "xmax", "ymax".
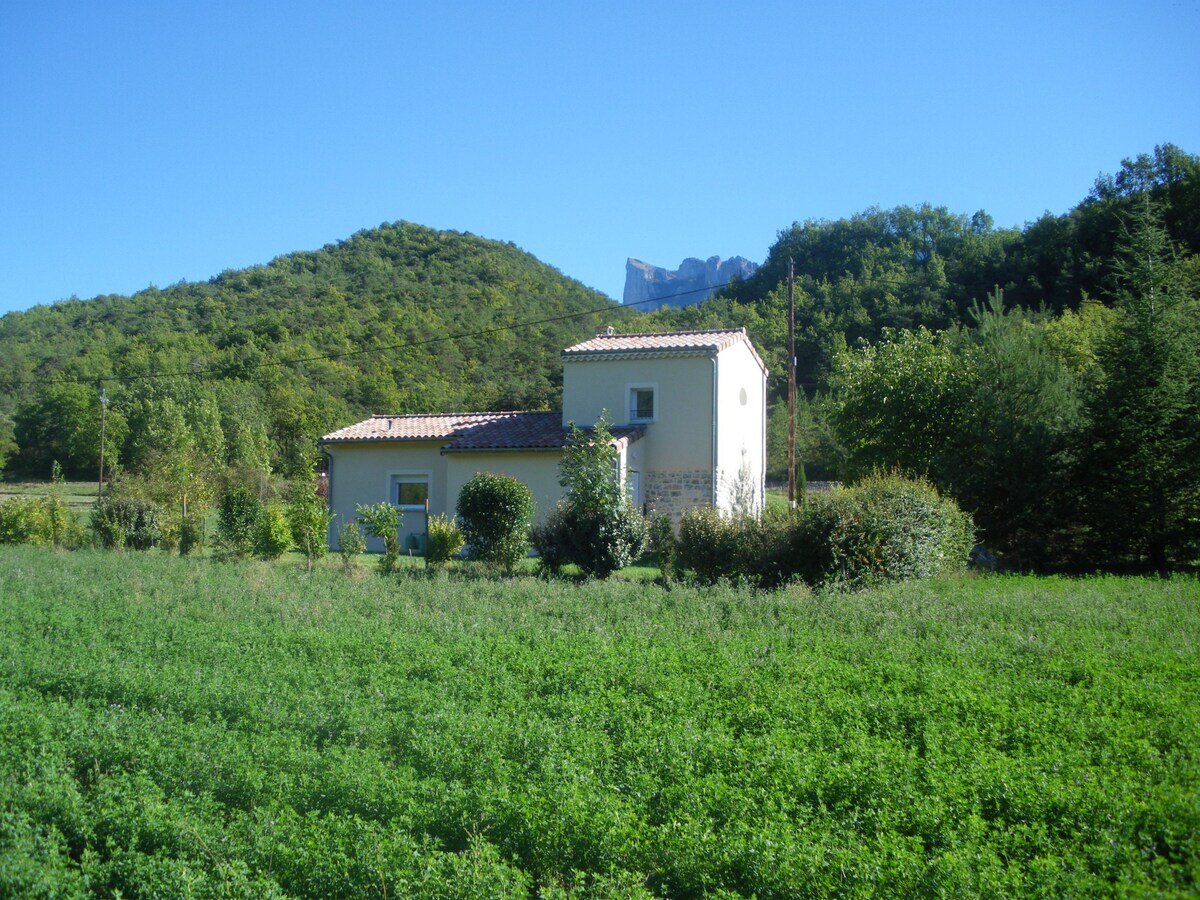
[{"xmin": 1, "ymin": 546, "xmax": 1197, "ymax": 897}]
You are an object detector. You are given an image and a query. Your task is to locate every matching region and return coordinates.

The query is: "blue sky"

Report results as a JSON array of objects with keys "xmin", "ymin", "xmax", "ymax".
[{"xmin": 2, "ymin": 0, "xmax": 1198, "ymax": 316}]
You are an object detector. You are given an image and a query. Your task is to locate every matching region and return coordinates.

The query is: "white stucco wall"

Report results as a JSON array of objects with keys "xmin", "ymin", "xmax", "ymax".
[
  {"xmin": 561, "ymin": 353, "xmax": 715, "ymax": 477},
  {"xmin": 445, "ymin": 451, "xmax": 564, "ymax": 525},
  {"xmin": 326, "ymin": 442, "xmax": 571, "ymax": 552},
  {"xmin": 324, "ymin": 440, "xmax": 450, "ymax": 551},
  {"xmin": 714, "ymin": 340, "xmax": 768, "ymax": 515}
]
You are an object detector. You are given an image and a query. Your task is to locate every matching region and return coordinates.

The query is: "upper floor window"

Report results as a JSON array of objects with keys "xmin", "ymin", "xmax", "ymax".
[{"xmin": 628, "ymin": 385, "xmax": 656, "ymax": 422}]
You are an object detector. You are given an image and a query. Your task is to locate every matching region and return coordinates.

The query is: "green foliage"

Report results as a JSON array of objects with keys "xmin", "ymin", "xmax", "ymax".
[
  {"xmin": 0, "ymin": 412, "xmax": 15, "ymax": 477},
  {"xmin": 677, "ymin": 508, "xmax": 794, "ymax": 588},
  {"xmin": 533, "ymin": 500, "xmax": 649, "ymax": 580},
  {"xmin": 336, "ymin": 517, "xmax": 366, "ymax": 571},
  {"xmin": 0, "ymin": 496, "xmax": 82, "ymax": 548},
  {"xmin": 1, "ymin": 546, "xmax": 1197, "ymax": 897},
  {"xmin": 253, "ymin": 504, "xmax": 292, "ymax": 560},
  {"xmin": 456, "ymin": 472, "xmax": 535, "ymax": 571},
  {"xmin": 944, "ymin": 292, "xmax": 1084, "ymax": 568},
  {"xmin": 559, "ymin": 414, "xmax": 622, "ymax": 513},
  {"xmin": 529, "ymin": 505, "xmax": 572, "ymax": 575},
  {"xmin": 178, "ymin": 515, "xmax": 203, "ymax": 556},
  {"xmin": 12, "ymin": 383, "xmax": 129, "ymax": 480},
  {"xmin": 90, "ymin": 497, "xmax": 161, "ymax": 551},
  {"xmin": 355, "ymin": 501, "xmax": 401, "ymax": 574},
  {"xmin": 678, "ymin": 474, "xmax": 971, "ymax": 590},
  {"xmin": 831, "ymin": 326, "xmax": 973, "ymax": 480},
  {"xmin": 798, "ymin": 472, "xmax": 974, "ymax": 589},
  {"xmin": 424, "ymin": 514, "xmax": 464, "ymax": 568},
  {"xmin": 536, "ymin": 414, "xmax": 648, "ymax": 578},
  {"xmin": 286, "ymin": 483, "xmax": 334, "ymax": 570},
  {"xmin": 0, "ymin": 222, "xmax": 619, "ymax": 487},
  {"xmin": 647, "ymin": 512, "xmax": 678, "ymax": 582},
  {"xmin": 1080, "ymin": 203, "xmax": 1200, "ymax": 568},
  {"xmin": 216, "ymin": 485, "xmax": 263, "ymax": 558}
]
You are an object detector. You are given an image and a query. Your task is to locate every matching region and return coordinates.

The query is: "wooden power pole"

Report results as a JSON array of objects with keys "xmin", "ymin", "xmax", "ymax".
[
  {"xmin": 787, "ymin": 258, "xmax": 797, "ymax": 509},
  {"xmin": 97, "ymin": 388, "xmax": 108, "ymax": 503}
]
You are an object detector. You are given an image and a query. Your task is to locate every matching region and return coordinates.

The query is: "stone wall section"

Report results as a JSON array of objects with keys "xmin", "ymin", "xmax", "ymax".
[{"xmin": 643, "ymin": 469, "xmax": 713, "ymax": 522}]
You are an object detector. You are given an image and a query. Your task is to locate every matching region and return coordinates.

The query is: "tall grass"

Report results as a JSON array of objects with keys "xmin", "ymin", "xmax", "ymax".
[{"xmin": 1, "ymin": 545, "xmax": 1197, "ymax": 897}]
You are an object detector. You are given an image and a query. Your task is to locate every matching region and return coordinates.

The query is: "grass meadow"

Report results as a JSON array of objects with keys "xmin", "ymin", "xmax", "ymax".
[{"xmin": 1, "ymin": 545, "xmax": 1197, "ymax": 897}]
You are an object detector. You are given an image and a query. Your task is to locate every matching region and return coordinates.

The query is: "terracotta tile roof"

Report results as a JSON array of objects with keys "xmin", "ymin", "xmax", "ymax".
[
  {"xmin": 322, "ymin": 411, "xmax": 643, "ymax": 452},
  {"xmin": 322, "ymin": 412, "xmax": 512, "ymax": 442},
  {"xmin": 562, "ymin": 327, "xmax": 767, "ymax": 373}
]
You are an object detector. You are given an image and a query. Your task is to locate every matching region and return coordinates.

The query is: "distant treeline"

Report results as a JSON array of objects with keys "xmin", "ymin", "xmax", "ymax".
[{"xmin": 0, "ymin": 223, "xmax": 618, "ymax": 482}]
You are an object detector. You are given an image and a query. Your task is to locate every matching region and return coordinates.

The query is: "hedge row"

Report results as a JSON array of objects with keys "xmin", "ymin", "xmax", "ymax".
[{"xmin": 678, "ymin": 472, "xmax": 974, "ymax": 589}]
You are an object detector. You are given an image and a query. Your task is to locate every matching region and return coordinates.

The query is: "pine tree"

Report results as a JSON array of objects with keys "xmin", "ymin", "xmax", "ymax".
[{"xmin": 1082, "ymin": 201, "xmax": 1200, "ymax": 568}]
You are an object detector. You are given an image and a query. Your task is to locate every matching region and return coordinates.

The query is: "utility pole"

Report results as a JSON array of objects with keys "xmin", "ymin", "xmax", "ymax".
[
  {"xmin": 787, "ymin": 258, "xmax": 797, "ymax": 509},
  {"xmin": 97, "ymin": 388, "xmax": 109, "ymax": 503}
]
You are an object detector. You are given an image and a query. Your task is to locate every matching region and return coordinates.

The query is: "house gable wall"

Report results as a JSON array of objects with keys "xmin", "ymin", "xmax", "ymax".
[{"xmin": 714, "ymin": 339, "xmax": 768, "ymax": 515}]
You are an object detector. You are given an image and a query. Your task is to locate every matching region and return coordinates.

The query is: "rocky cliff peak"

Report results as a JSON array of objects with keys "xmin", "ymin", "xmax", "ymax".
[{"xmin": 623, "ymin": 255, "xmax": 759, "ymax": 308}]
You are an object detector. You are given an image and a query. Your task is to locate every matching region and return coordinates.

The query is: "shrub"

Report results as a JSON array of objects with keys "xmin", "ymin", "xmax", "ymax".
[
  {"xmin": 530, "ymin": 505, "xmax": 572, "ymax": 575},
  {"xmin": 217, "ymin": 486, "xmax": 263, "ymax": 558},
  {"xmin": 575, "ymin": 503, "xmax": 648, "ymax": 579},
  {"xmin": 91, "ymin": 498, "xmax": 161, "ymax": 551},
  {"xmin": 678, "ymin": 508, "xmax": 792, "ymax": 587},
  {"xmin": 355, "ymin": 502, "xmax": 401, "ymax": 574},
  {"xmin": 287, "ymin": 483, "xmax": 335, "ymax": 570},
  {"xmin": 676, "ymin": 474, "xmax": 970, "ymax": 590},
  {"xmin": 531, "ymin": 501, "xmax": 648, "ymax": 579},
  {"xmin": 157, "ymin": 517, "xmax": 181, "ymax": 553},
  {"xmin": 678, "ymin": 508, "xmax": 738, "ymax": 584},
  {"xmin": 648, "ymin": 512, "xmax": 678, "ymax": 582},
  {"xmin": 179, "ymin": 516, "xmax": 204, "ymax": 556},
  {"xmin": 336, "ymin": 518, "xmax": 367, "ymax": 572},
  {"xmin": 457, "ymin": 473, "xmax": 535, "ymax": 571},
  {"xmin": 797, "ymin": 471, "xmax": 974, "ymax": 589},
  {"xmin": 0, "ymin": 496, "xmax": 78, "ymax": 547},
  {"xmin": 425, "ymin": 514, "xmax": 465, "ymax": 568},
  {"xmin": 535, "ymin": 414, "xmax": 648, "ymax": 579},
  {"xmin": 42, "ymin": 495, "xmax": 81, "ymax": 548},
  {"xmin": 0, "ymin": 497, "xmax": 51, "ymax": 545},
  {"xmin": 254, "ymin": 504, "xmax": 292, "ymax": 560}
]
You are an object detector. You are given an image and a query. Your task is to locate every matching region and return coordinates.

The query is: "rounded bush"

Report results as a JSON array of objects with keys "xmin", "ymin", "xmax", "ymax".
[
  {"xmin": 254, "ymin": 504, "xmax": 292, "ymax": 560},
  {"xmin": 531, "ymin": 501, "xmax": 647, "ymax": 579},
  {"xmin": 457, "ymin": 473, "xmax": 535, "ymax": 570},
  {"xmin": 91, "ymin": 497, "xmax": 161, "ymax": 551},
  {"xmin": 679, "ymin": 508, "xmax": 792, "ymax": 587},
  {"xmin": 797, "ymin": 471, "xmax": 974, "ymax": 589},
  {"xmin": 425, "ymin": 514, "xmax": 465, "ymax": 567}
]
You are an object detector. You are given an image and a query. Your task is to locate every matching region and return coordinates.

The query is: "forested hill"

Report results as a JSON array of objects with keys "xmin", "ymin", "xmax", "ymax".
[
  {"xmin": 0, "ymin": 222, "xmax": 621, "ymax": 479},
  {"xmin": 627, "ymin": 144, "xmax": 1200, "ymax": 400}
]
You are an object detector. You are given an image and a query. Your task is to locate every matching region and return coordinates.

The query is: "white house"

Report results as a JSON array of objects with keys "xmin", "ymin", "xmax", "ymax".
[{"xmin": 320, "ymin": 329, "xmax": 767, "ymax": 550}]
